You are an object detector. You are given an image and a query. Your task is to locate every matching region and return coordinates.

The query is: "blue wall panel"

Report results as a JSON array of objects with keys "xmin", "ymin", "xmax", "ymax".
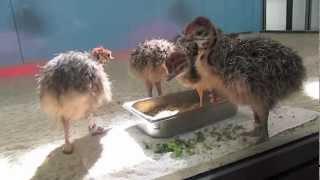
[
  {"xmin": 0, "ymin": 0, "xmax": 22, "ymax": 66},
  {"xmin": 0, "ymin": 0, "xmax": 262, "ymax": 66}
]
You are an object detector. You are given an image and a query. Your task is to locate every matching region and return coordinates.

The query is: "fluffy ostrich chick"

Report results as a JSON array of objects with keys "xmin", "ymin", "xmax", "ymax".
[
  {"xmin": 170, "ymin": 17, "xmax": 306, "ymax": 141},
  {"xmin": 166, "ymin": 37, "xmax": 211, "ymax": 107},
  {"xmin": 38, "ymin": 47, "xmax": 114, "ymax": 154},
  {"xmin": 130, "ymin": 39, "xmax": 175, "ymax": 97},
  {"xmin": 167, "ymin": 35, "xmax": 230, "ymax": 107}
]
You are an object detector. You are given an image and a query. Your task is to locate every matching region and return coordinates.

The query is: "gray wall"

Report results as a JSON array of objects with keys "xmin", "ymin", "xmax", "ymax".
[{"xmin": 311, "ymin": 0, "xmax": 319, "ymax": 30}]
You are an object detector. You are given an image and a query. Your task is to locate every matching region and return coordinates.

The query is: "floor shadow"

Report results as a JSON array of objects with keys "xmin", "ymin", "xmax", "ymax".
[
  {"xmin": 31, "ymin": 133, "xmax": 106, "ymax": 180},
  {"xmin": 124, "ymin": 125, "xmax": 167, "ymax": 159}
]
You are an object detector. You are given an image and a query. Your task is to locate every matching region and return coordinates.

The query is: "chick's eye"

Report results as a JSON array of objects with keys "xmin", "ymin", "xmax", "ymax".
[
  {"xmin": 107, "ymin": 54, "xmax": 110, "ymax": 57},
  {"xmin": 196, "ymin": 30, "xmax": 203, "ymax": 36}
]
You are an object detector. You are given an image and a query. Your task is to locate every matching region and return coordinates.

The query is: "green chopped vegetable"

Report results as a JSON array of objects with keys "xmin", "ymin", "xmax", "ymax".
[
  {"xmin": 203, "ymin": 143, "xmax": 212, "ymax": 150},
  {"xmin": 186, "ymin": 139, "xmax": 197, "ymax": 147},
  {"xmin": 195, "ymin": 131, "xmax": 205, "ymax": 142},
  {"xmin": 155, "ymin": 143, "xmax": 171, "ymax": 153},
  {"xmin": 233, "ymin": 125, "xmax": 245, "ymax": 131},
  {"xmin": 154, "ymin": 139, "xmax": 186, "ymax": 157},
  {"xmin": 152, "ymin": 131, "xmax": 212, "ymax": 158},
  {"xmin": 143, "ymin": 142, "xmax": 151, "ymax": 149},
  {"xmin": 222, "ymin": 131, "xmax": 233, "ymax": 140},
  {"xmin": 186, "ymin": 148, "xmax": 195, "ymax": 155},
  {"xmin": 226, "ymin": 124, "xmax": 233, "ymax": 129},
  {"xmin": 216, "ymin": 135, "xmax": 222, "ymax": 142},
  {"xmin": 210, "ymin": 131, "xmax": 220, "ymax": 137}
]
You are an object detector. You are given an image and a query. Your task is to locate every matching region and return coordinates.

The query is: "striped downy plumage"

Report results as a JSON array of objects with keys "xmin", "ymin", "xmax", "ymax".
[
  {"xmin": 166, "ymin": 33, "xmax": 240, "ymax": 107},
  {"xmin": 174, "ymin": 16, "xmax": 306, "ymax": 141},
  {"xmin": 37, "ymin": 47, "xmax": 114, "ymax": 154},
  {"xmin": 166, "ymin": 36, "xmax": 209, "ymax": 107},
  {"xmin": 130, "ymin": 39, "xmax": 176, "ymax": 97}
]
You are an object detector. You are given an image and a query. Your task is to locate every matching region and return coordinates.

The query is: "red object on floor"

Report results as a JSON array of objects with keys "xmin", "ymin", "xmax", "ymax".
[{"xmin": 0, "ymin": 63, "xmax": 41, "ymax": 78}]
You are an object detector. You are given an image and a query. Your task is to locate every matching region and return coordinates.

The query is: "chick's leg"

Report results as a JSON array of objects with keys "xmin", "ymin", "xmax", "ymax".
[
  {"xmin": 257, "ymin": 110, "xmax": 269, "ymax": 141},
  {"xmin": 196, "ymin": 87, "xmax": 204, "ymax": 107},
  {"xmin": 145, "ymin": 80, "xmax": 153, "ymax": 97},
  {"xmin": 61, "ymin": 117, "xmax": 73, "ymax": 154},
  {"xmin": 209, "ymin": 90, "xmax": 221, "ymax": 103},
  {"xmin": 155, "ymin": 81, "xmax": 162, "ymax": 96},
  {"xmin": 88, "ymin": 115, "xmax": 107, "ymax": 136},
  {"xmin": 242, "ymin": 106, "xmax": 269, "ymax": 142}
]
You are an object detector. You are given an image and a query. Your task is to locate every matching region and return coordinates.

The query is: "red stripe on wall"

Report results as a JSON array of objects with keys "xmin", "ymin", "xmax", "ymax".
[
  {"xmin": 0, "ymin": 63, "xmax": 40, "ymax": 78},
  {"xmin": 0, "ymin": 50, "xmax": 130, "ymax": 78}
]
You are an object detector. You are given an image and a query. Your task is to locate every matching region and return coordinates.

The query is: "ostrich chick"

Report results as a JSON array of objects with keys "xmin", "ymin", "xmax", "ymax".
[
  {"xmin": 182, "ymin": 17, "xmax": 305, "ymax": 141},
  {"xmin": 38, "ymin": 47, "xmax": 114, "ymax": 154},
  {"xmin": 166, "ymin": 37, "xmax": 209, "ymax": 107},
  {"xmin": 130, "ymin": 39, "xmax": 175, "ymax": 97},
  {"xmin": 166, "ymin": 52, "xmax": 209, "ymax": 107},
  {"xmin": 166, "ymin": 35, "xmax": 222, "ymax": 107}
]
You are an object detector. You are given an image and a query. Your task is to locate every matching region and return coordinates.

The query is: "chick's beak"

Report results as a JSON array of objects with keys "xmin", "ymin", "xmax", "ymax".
[
  {"xmin": 165, "ymin": 51, "xmax": 189, "ymax": 81},
  {"xmin": 181, "ymin": 33, "xmax": 192, "ymax": 41},
  {"xmin": 166, "ymin": 62, "xmax": 187, "ymax": 81},
  {"xmin": 167, "ymin": 71, "xmax": 178, "ymax": 81}
]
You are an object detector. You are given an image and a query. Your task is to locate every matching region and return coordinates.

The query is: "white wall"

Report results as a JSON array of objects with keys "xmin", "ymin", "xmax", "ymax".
[
  {"xmin": 311, "ymin": 0, "xmax": 319, "ymax": 30},
  {"xmin": 266, "ymin": 0, "xmax": 287, "ymax": 30},
  {"xmin": 292, "ymin": 0, "xmax": 306, "ymax": 30}
]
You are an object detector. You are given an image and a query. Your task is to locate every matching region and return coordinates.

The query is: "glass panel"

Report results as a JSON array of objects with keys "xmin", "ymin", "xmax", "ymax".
[
  {"xmin": 0, "ymin": 1, "xmax": 318, "ymax": 179},
  {"xmin": 311, "ymin": 0, "xmax": 319, "ymax": 30},
  {"xmin": 292, "ymin": 0, "xmax": 306, "ymax": 30},
  {"xmin": 266, "ymin": 0, "xmax": 287, "ymax": 30}
]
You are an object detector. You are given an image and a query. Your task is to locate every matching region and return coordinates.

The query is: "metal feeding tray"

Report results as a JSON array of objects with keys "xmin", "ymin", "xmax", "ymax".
[{"xmin": 122, "ymin": 90, "xmax": 238, "ymax": 138}]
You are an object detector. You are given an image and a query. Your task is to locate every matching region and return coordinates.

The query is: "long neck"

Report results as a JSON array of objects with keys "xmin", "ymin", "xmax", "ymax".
[
  {"xmin": 207, "ymin": 32, "xmax": 231, "ymax": 67},
  {"xmin": 89, "ymin": 53, "xmax": 98, "ymax": 61},
  {"xmin": 89, "ymin": 53, "xmax": 106, "ymax": 65}
]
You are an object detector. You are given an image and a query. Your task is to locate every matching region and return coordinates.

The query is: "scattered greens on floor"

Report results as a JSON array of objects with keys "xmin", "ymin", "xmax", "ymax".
[
  {"xmin": 154, "ymin": 138, "xmax": 193, "ymax": 157},
  {"xmin": 148, "ymin": 124, "xmax": 245, "ymax": 158}
]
